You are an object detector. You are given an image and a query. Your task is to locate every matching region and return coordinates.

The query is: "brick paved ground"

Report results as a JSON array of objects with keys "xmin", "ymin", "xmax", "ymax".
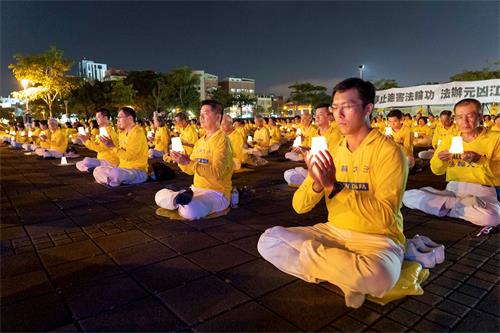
[{"xmin": 1, "ymin": 144, "xmax": 498, "ymax": 332}]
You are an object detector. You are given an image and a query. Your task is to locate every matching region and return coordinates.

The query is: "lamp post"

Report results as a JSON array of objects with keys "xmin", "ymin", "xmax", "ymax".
[
  {"xmin": 358, "ymin": 65, "xmax": 365, "ymax": 79},
  {"xmin": 64, "ymin": 100, "xmax": 69, "ymax": 119},
  {"xmin": 21, "ymin": 79, "xmax": 30, "ymax": 124}
]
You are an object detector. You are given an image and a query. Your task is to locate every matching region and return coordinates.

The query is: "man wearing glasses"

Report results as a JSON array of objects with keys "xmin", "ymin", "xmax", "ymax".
[
  {"xmin": 93, "ymin": 107, "xmax": 149, "ymax": 187},
  {"xmin": 258, "ymin": 78, "xmax": 407, "ymax": 308}
]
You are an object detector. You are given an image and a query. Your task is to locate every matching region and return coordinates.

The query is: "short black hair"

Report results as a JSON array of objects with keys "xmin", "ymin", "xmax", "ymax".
[
  {"xmin": 175, "ymin": 112, "xmax": 188, "ymax": 121},
  {"xmin": 201, "ymin": 99, "xmax": 224, "ymax": 116},
  {"xmin": 315, "ymin": 103, "xmax": 331, "ymax": 110},
  {"xmin": 40, "ymin": 120, "xmax": 48, "ymax": 126},
  {"xmin": 387, "ymin": 109, "xmax": 403, "ymax": 120},
  {"xmin": 332, "ymin": 78, "xmax": 375, "ymax": 106},
  {"xmin": 119, "ymin": 107, "xmax": 136, "ymax": 121},
  {"xmin": 96, "ymin": 107, "xmax": 111, "ymax": 119},
  {"xmin": 454, "ymin": 98, "xmax": 481, "ymax": 113},
  {"xmin": 440, "ymin": 110, "xmax": 452, "ymax": 118}
]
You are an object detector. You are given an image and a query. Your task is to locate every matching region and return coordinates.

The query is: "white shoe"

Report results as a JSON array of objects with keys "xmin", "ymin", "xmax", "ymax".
[
  {"xmin": 404, "ymin": 242, "xmax": 436, "ymax": 268},
  {"xmin": 412, "ymin": 235, "xmax": 445, "ymax": 264},
  {"xmin": 155, "ymin": 188, "xmax": 179, "ymax": 210}
]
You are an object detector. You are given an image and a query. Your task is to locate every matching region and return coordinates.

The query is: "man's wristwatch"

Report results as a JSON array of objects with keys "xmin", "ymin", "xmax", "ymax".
[{"xmin": 328, "ymin": 182, "xmax": 344, "ymax": 199}]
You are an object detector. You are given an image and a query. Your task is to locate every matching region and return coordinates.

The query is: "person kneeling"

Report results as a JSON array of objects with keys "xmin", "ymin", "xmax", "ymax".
[
  {"xmin": 93, "ymin": 107, "xmax": 149, "ymax": 187},
  {"xmin": 155, "ymin": 100, "xmax": 233, "ymax": 220}
]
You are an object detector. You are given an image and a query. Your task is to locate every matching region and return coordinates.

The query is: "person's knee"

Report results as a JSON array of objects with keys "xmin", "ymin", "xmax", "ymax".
[
  {"xmin": 178, "ymin": 205, "xmax": 204, "ymax": 220},
  {"xmin": 478, "ymin": 209, "xmax": 500, "ymax": 226},
  {"xmin": 257, "ymin": 226, "xmax": 285, "ymax": 255},
  {"xmin": 358, "ymin": 260, "xmax": 397, "ymax": 296}
]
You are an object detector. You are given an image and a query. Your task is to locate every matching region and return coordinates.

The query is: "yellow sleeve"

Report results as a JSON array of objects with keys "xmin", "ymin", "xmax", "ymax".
[
  {"xmin": 51, "ymin": 131, "xmax": 68, "ymax": 153},
  {"xmin": 292, "ymin": 175, "xmax": 324, "ymax": 214},
  {"xmin": 430, "ymin": 136, "xmax": 451, "ymax": 175},
  {"xmin": 115, "ymin": 129, "xmax": 146, "ymax": 162},
  {"xmin": 333, "ymin": 146, "xmax": 407, "ymax": 230}
]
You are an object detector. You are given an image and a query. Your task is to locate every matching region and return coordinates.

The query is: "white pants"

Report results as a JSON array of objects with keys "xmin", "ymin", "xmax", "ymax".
[
  {"xmin": 418, "ymin": 149, "xmax": 434, "ymax": 160},
  {"xmin": 155, "ymin": 186, "xmax": 229, "ymax": 220},
  {"xmin": 403, "ymin": 181, "xmax": 500, "ymax": 226},
  {"xmin": 149, "ymin": 149, "xmax": 165, "ymax": 159},
  {"xmin": 76, "ymin": 157, "xmax": 112, "ymax": 172},
  {"xmin": 22, "ymin": 143, "xmax": 33, "ymax": 151},
  {"xmin": 258, "ymin": 223, "xmax": 404, "ymax": 308},
  {"xmin": 285, "ymin": 151, "xmax": 304, "ymax": 161},
  {"xmin": 35, "ymin": 148, "xmax": 63, "ymax": 158},
  {"xmin": 284, "ymin": 167, "xmax": 308, "ymax": 186},
  {"xmin": 93, "ymin": 166, "xmax": 148, "ymax": 187}
]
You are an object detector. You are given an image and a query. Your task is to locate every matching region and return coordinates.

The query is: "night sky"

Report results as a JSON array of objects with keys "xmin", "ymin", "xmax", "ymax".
[{"xmin": 2, "ymin": 1, "xmax": 499, "ymax": 97}]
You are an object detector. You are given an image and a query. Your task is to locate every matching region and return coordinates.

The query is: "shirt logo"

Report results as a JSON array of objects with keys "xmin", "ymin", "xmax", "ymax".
[
  {"xmin": 340, "ymin": 182, "xmax": 369, "ymax": 191},
  {"xmin": 363, "ymin": 165, "xmax": 370, "ymax": 173},
  {"xmin": 341, "ymin": 165, "xmax": 348, "ymax": 172},
  {"xmin": 197, "ymin": 158, "xmax": 209, "ymax": 164}
]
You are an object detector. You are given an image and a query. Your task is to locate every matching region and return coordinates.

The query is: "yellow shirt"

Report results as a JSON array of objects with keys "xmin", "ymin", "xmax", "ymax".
[
  {"xmin": 84, "ymin": 125, "xmax": 119, "ymax": 166},
  {"xmin": 179, "ymin": 129, "xmax": 233, "ymax": 200},
  {"xmin": 391, "ymin": 125, "xmax": 413, "ymax": 156},
  {"xmin": 254, "ymin": 127, "xmax": 270, "ymax": 149},
  {"xmin": 31, "ymin": 128, "xmax": 42, "ymax": 145},
  {"xmin": 228, "ymin": 130, "xmax": 244, "ymax": 165},
  {"xmin": 427, "ymin": 120, "xmax": 437, "ymax": 131},
  {"xmin": 376, "ymin": 120, "xmax": 386, "ymax": 133},
  {"xmin": 293, "ymin": 129, "xmax": 407, "ymax": 246},
  {"xmin": 430, "ymin": 128, "xmax": 500, "ymax": 186},
  {"xmin": 153, "ymin": 126, "xmax": 170, "ymax": 153},
  {"xmin": 39, "ymin": 130, "xmax": 52, "ymax": 149},
  {"xmin": 180, "ymin": 124, "xmax": 199, "ymax": 156},
  {"xmin": 268, "ymin": 125, "xmax": 282, "ymax": 145},
  {"xmin": 432, "ymin": 124, "xmax": 459, "ymax": 148},
  {"xmin": 414, "ymin": 125, "xmax": 433, "ymax": 146},
  {"xmin": 484, "ymin": 120, "xmax": 494, "ymax": 129},
  {"xmin": 302, "ymin": 124, "xmax": 319, "ymax": 148},
  {"xmin": 114, "ymin": 125, "xmax": 149, "ymax": 172},
  {"xmin": 49, "ymin": 128, "xmax": 68, "ymax": 154},
  {"xmin": 490, "ymin": 124, "xmax": 500, "ymax": 132}
]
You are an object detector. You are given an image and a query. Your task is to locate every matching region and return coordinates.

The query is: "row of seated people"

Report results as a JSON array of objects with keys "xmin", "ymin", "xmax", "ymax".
[{"xmin": 1, "ymin": 79, "xmax": 498, "ymax": 310}]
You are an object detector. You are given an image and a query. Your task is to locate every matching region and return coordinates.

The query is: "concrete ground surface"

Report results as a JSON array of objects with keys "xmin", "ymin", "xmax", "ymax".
[{"xmin": 1, "ymin": 143, "xmax": 498, "ymax": 332}]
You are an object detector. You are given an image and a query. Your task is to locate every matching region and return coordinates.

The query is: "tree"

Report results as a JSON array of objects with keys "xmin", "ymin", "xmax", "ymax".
[
  {"xmin": 232, "ymin": 94, "xmax": 257, "ymax": 117},
  {"xmin": 108, "ymin": 80, "xmax": 137, "ymax": 109},
  {"xmin": 9, "ymin": 46, "xmax": 75, "ymax": 117},
  {"xmin": 124, "ymin": 70, "xmax": 161, "ymax": 112},
  {"xmin": 164, "ymin": 67, "xmax": 201, "ymax": 116},
  {"xmin": 288, "ymin": 83, "xmax": 331, "ymax": 110},
  {"xmin": 146, "ymin": 74, "xmax": 170, "ymax": 118},
  {"xmin": 450, "ymin": 60, "xmax": 500, "ymax": 81},
  {"xmin": 210, "ymin": 87, "xmax": 234, "ymax": 109},
  {"xmin": 69, "ymin": 80, "xmax": 113, "ymax": 119},
  {"xmin": 373, "ymin": 79, "xmax": 399, "ymax": 90}
]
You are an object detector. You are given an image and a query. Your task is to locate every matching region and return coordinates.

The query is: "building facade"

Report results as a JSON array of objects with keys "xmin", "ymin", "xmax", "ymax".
[
  {"xmin": 78, "ymin": 60, "xmax": 108, "ymax": 81},
  {"xmin": 219, "ymin": 77, "xmax": 255, "ymax": 96},
  {"xmin": 193, "ymin": 70, "xmax": 219, "ymax": 100}
]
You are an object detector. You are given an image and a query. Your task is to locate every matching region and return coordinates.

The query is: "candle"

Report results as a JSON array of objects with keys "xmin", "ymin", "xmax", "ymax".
[
  {"xmin": 61, "ymin": 156, "xmax": 68, "ymax": 165},
  {"xmin": 99, "ymin": 127, "xmax": 109, "ymax": 138},
  {"xmin": 78, "ymin": 127, "xmax": 86, "ymax": 135},
  {"xmin": 385, "ymin": 127, "xmax": 392, "ymax": 136},
  {"xmin": 448, "ymin": 136, "xmax": 464, "ymax": 154},
  {"xmin": 292, "ymin": 136, "xmax": 302, "ymax": 148},
  {"xmin": 310, "ymin": 136, "xmax": 328, "ymax": 157},
  {"xmin": 247, "ymin": 135, "xmax": 253, "ymax": 142},
  {"xmin": 171, "ymin": 137, "xmax": 184, "ymax": 152}
]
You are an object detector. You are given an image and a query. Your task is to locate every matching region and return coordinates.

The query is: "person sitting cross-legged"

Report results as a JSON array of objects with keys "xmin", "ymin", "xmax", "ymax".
[
  {"xmin": 93, "ymin": 107, "xmax": 149, "ymax": 187},
  {"xmin": 258, "ymin": 78, "xmax": 407, "ymax": 309},
  {"xmin": 403, "ymin": 98, "xmax": 500, "ymax": 227},
  {"xmin": 155, "ymin": 99, "xmax": 234, "ymax": 220},
  {"xmin": 76, "ymin": 108, "xmax": 119, "ymax": 172},
  {"xmin": 35, "ymin": 118, "xmax": 68, "ymax": 158},
  {"xmin": 221, "ymin": 114, "xmax": 244, "ymax": 171}
]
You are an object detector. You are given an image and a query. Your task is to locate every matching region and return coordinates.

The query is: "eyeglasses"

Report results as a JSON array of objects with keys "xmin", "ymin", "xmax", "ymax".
[{"xmin": 331, "ymin": 103, "xmax": 364, "ymax": 112}]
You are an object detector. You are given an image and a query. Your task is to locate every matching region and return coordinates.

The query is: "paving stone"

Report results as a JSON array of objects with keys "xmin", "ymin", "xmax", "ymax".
[
  {"xmin": 49, "ymin": 323, "xmax": 79, "ymax": 332},
  {"xmin": 219, "ymin": 258, "xmax": 295, "ymax": 298},
  {"xmin": 194, "ymin": 301, "xmax": 299, "ymax": 332},
  {"xmin": 400, "ymin": 298, "xmax": 432, "ymax": 316},
  {"xmin": 110, "ymin": 240, "xmax": 177, "ymax": 272},
  {"xmin": 1, "ymin": 269, "xmax": 53, "ymax": 304},
  {"xmin": 480, "ymin": 264, "xmax": 499, "ymax": 275},
  {"xmin": 453, "ymin": 309, "xmax": 500, "ymax": 332},
  {"xmin": 203, "ymin": 222, "xmax": 260, "ymax": 242},
  {"xmin": 38, "ymin": 239, "xmax": 103, "ymax": 267},
  {"xmin": 78, "ymin": 297, "xmax": 184, "ymax": 331},
  {"xmin": 160, "ymin": 231, "xmax": 222, "ymax": 254},
  {"xmin": 348, "ymin": 306, "xmax": 381, "ymax": 325},
  {"xmin": 432, "ymin": 275, "xmax": 462, "ymax": 290},
  {"xmin": 94, "ymin": 230, "xmax": 153, "ymax": 252},
  {"xmin": 472, "ymin": 270, "xmax": 500, "ymax": 284},
  {"xmin": 331, "ymin": 315, "xmax": 367, "ymax": 332},
  {"xmin": 0, "ymin": 292, "xmax": 72, "ymax": 332},
  {"xmin": 132, "ymin": 256, "xmax": 209, "ymax": 293},
  {"xmin": 413, "ymin": 319, "xmax": 448, "ymax": 332},
  {"xmin": 0, "ymin": 251, "xmax": 42, "ymax": 278},
  {"xmin": 411, "ymin": 291, "xmax": 443, "ymax": 306},
  {"xmin": 425, "ymin": 308, "xmax": 460, "ymax": 328},
  {"xmin": 437, "ymin": 299, "xmax": 471, "ymax": 318},
  {"xmin": 0, "ymin": 226, "xmax": 28, "ymax": 240},
  {"xmin": 62, "ymin": 274, "xmax": 148, "ymax": 319},
  {"xmin": 185, "ymin": 244, "xmax": 255, "ymax": 272},
  {"xmin": 387, "ymin": 307, "xmax": 421, "ymax": 327},
  {"xmin": 457, "ymin": 283, "xmax": 488, "ymax": 298},
  {"xmin": 158, "ymin": 275, "xmax": 250, "ymax": 325},
  {"xmin": 370, "ymin": 317, "xmax": 407, "ymax": 332},
  {"xmin": 442, "ymin": 269, "xmax": 469, "ymax": 282},
  {"xmin": 24, "ymin": 218, "xmax": 79, "ymax": 237},
  {"xmin": 448, "ymin": 291, "xmax": 480, "ymax": 307},
  {"xmin": 46, "ymin": 254, "xmax": 122, "ymax": 288},
  {"xmin": 230, "ymin": 234, "xmax": 261, "ymax": 257},
  {"xmin": 475, "ymin": 285, "xmax": 500, "ymax": 317},
  {"xmin": 425, "ymin": 283, "xmax": 454, "ymax": 297},
  {"xmin": 182, "ymin": 216, "xmax": 232, "ymax": 230},
  {"xmin": 259, "ymin": 280, "xmax": 349, "ymax": 331}
]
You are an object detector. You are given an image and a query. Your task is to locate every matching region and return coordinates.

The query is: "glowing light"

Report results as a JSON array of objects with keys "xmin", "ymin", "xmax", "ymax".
[
  {"xmin": 171, "ymin": 137, "xmax": 184, "ymax": 152},
  {"xmin": 385, "ymin": 127, "xmax": 392, "ymax": 136},
  {"xmin": 78, "ymin": 127, "xmax": 86, "ymax": 135},
  {"xmin": 292, "ymin": 136, "xmax": 302, "ymax": 147},
  {"xmin": 247, "ymin": 135, "xmax": 253, "ymax": 142},
  {"xmin": 99, "ymin": 127, "xmax": 109, "ymax": 138},
  {"xmin": 296, "ymin": 128, "xmax": 301, "ymax": 136},
  {"xmin": 448, "ymin": 136, "xmax": 464, "ymax": 154},
  {"xmin": 310, "ymin": 136, "xmax": 328, "ymax": 156},
  {"xmin": 60, "ymin": 156, "xmax": 68, "ymax": 165}
]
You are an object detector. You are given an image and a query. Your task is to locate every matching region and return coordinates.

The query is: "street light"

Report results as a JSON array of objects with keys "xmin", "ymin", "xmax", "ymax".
[{"xmin": 358, "ymin": 65, "xmax": 365, "ymax": 79}]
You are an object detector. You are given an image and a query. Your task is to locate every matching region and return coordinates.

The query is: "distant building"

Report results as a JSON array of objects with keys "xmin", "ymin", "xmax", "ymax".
[
  {"xmin": 78, "ymin": 60, "xmax": 108, "ymax": 81},
  {"xmin": 193, "ymin": 70, "xmax": 218, "ymax": 100},
  {"xmin": 219, "ymin": 77, "xmax": 255, "ymax": 96},
  {"xmin": 104, "ymin": 68, "xmax": 128, "ymax": 81}
]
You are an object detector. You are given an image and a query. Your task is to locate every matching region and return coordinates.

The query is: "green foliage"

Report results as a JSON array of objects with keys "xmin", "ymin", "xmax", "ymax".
[
  {"xmin": 232, "ymin": 94, "xmax": 257, "ymax": 117},
  {"xmin": 163, "ymin": 67, "xmax": 201, "ymax": 116},
  {"xmin": 124, "ymin": 70, "xmax": 161, "ymax": 113},
  {"xmin": 450, "ymin": 60, "xmax": 500, "ymax": 81},
  {"xmin": 210, "ymin": 87, "xmax": 234, "ymax": 109},
  {"xmin": 109, "ymin": 80, "xmax": 137, "ymax": 108},
  {"xmin": 9, "ymin": 46, "xmax": 75, "ymax": 116},
  {"xmin": 288, "ymin": 82, "xmax": 331, "ymax": 108},
  {"xmin": 373, "ymin": 79, "xmax": 399, "ymax": 90}
]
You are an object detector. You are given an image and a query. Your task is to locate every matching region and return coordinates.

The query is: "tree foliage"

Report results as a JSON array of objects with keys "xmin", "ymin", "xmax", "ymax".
[
  {"xmin": 288, "ymin": 83, "xmax": 331, "ymax": 108},
  {"xmin": 210, "ymin": 87, "xmax": 234, "ymax": 109},
  {"xmin": 373, "ymin": 79, "xmax": 399, "ymax": 90},
  {"xmin": 9, "ymin": 46, "xmax": 75, "ymax": 117},
  {"xmin": 450, "ymin": 60, "xmax": 500, "ymax": 81},
  {"xmin": 232, "ymin": 94, "xmax": 257, "ymax": 117},
  {"xmin": 163, "ymin": 67, "xmax": 201, "ymax": 116}
]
